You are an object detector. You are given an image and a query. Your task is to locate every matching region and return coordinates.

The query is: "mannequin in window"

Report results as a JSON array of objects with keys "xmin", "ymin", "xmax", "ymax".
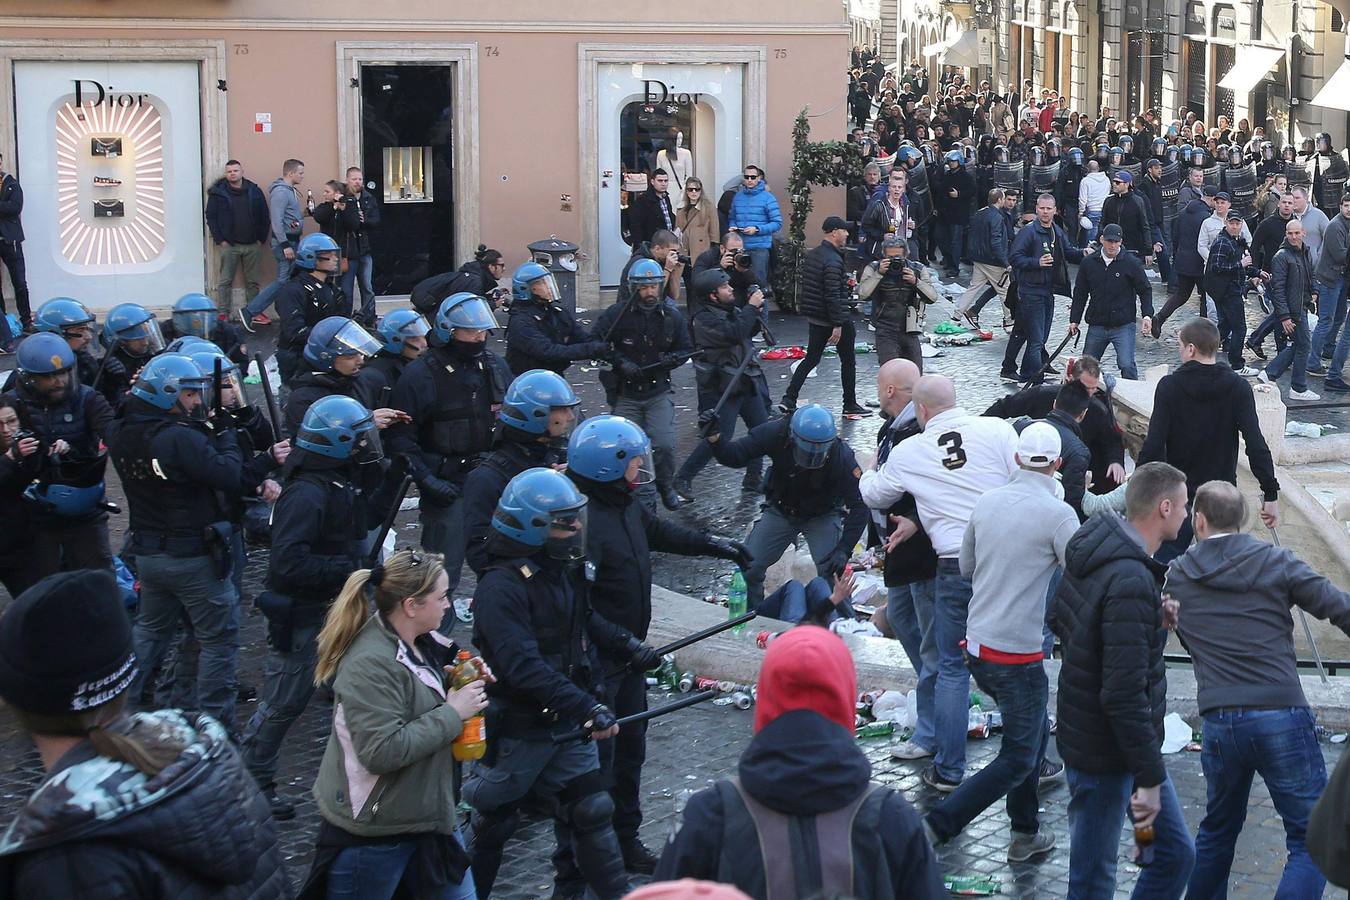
[{"xmin": 657, "ymin": 129, "xmax": 695, "ymax": 208}]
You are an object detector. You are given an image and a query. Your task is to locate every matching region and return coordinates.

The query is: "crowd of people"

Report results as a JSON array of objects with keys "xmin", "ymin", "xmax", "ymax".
[{"xmin": 3, "ymin": 48, "xmax": 1350, "ymax": 900}]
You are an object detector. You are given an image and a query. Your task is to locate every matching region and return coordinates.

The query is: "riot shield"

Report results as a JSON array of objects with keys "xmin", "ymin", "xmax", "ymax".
[
  {"xmin": 1284, "ymin": 159, "xmax": 1311, "ymax": 192},
  {"xmin": 1109, "ymin": 161, "xmax": 1141, "ymax": 182},
  {"xmin": 1312, "ymin": 154, "xmax": 1350, "ymax": 217},
  {"xmin": 1223, "ymin": 162, "xmax": 1259, "ymax": 223},
  {"xmin": 994, "ymin": 161, "xmax": 1026, "ymax": 211},
  {"xmin": 908, "ymin": 163, "xmax": 934, "ymax": 226},
  {"xmin": 1198, "ymin": 163, "xmax": 1221, "ymax": 189},
  {"xmin": 1029, "ymin": 161, "xmax": 1061, "ymax": 201},
  {"xmin": 1158, "ymin": 160, "xmax": 1181, "ymax": 230}
]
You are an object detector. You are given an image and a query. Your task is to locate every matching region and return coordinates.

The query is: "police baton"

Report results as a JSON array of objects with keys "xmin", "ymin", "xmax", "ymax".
[
  {"xmin": 700, "ymin": 348, "xmax": 757, "ymax": 438},
  {"xmin": 746, "ymin": 285, "xmax": 777, "ymax": 347},
  {"xmin": 212, "ymin": 357, "xmax": 225, "ymax": 419},
  {"xmin": 253, "ymin": 352, "xmax": 286, "ymax": 442},
  {"xmin": 1268, "ymin": 524, "xmax": 1329, "ymax": 683},
  {"xmin": 603, "ymin": 609, "xmax": 759, "ymax": 679},
  {"xmin": 1014, "ymin": 325, "xmax": 1080, "ymax": 395},
  {"xmin": 90, "ymin": 339, "xmax": 119, "ymax": 392},
  {"xmin": 550, "ymin": 690, "xmax": 718, "ymax": 744},
  {"xmin": 367, "ymin": 473, "xmax": 413, "ymax": 568}
]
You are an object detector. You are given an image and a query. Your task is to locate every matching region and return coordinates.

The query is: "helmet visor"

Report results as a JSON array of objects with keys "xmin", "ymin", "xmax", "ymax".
[
  {"xmin": 627, "ymin": 454, "xmax": 656, "ymax": 486},
  {"xmin": 332, "ymin": 320, "xmax": 383, "ymax": 358},
  {"xmin": 118, "ymin": 318, "xmax": 165, "ymax": 357},
  {"xmin": 214, "ymin": 367, "xmax": 245, "ymax": 411},
  {"xmin": 545, "ymin": 503, "xmax": 588, "ymax": 561},
  {"xmin": 173, "ymin": 310, "xmax": 216, "ymax": 339},
  {"xmin": 179, "ymin": 376, "xmax": 213, "ymax": 421},
  {"xmin": 448, "ymin": 297, "xmax": 500, "ymax": 331},
  {"xmin": 792, "ymin": 437, "xmax": 833, "ymax": 469},
  {"xmin": 353, "ymin": 423, "xmax": 384, "ymax": 465},
  {"xmin": 531, "ymin": 274, "xmax": 561, "ymax": 303}
]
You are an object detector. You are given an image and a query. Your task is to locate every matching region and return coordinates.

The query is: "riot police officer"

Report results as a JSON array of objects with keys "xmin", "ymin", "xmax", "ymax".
[
  {"xmin": 162, "ymin": 291, "xmax": 249, "ymax": 365},
  {"xmin": 2, "ymin": 332, "xmax": 115, "ymax": 577},
  {"xmin": 388, "ymin": 292, "xmax": 511, "ymax": 622},
  {"xmin": 108, "ymin": 353, "xmax": 244, "ymax": 731},
  {"xmin": 563, "ymin": 415, "xmax": 751, "ymax": 876},
  {"xmin": 354, "ymin": 308, "xmax": 430, "ymax": 410},
  {"xmin": 673, "ymin": 268, "xmax": 770, "ymax": 500},
  {"xmin": 18, "ymin": 297, "xmax": 104, "ymax": 395},
  {"xmin": 593, "ymin": 257, "xmax": 694, "ymax": 510},
  {"xmin": 241, "ymin": 394, "xmax": 390, "ymax": 819},
  {"xmin": 462, "ymin": 368, "xmax": 579, "ymax": 578},
  {"xmin": 283, "ymin": 316, "xmax": 387, "ymax": 435},
  {"xmin": 1058, "ymin": 146, "xmax": 1086, "ymax": 242},
  {"xmin": 100, "ymin": 301, "xmax": 165, "ymax": 403},
  {"xmin": 275, "ymin": 232, "xmax": 349, "ymax": 385},
  {"xmin": 505, "ymin": 262, "xmax": 607, "ymax": 376},
  {"xmin": 464, "ymin": 467, "xmax": 655, "ymax": 900},
  {"xmin": 701, "ymin": 404, "xmax": 868, "ymax": 609}
]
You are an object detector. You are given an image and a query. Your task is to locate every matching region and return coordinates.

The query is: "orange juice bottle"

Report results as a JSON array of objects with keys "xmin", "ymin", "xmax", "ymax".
[{"xmin": 450, "ymin": 650, "xmax": 487, "ymax": 761}]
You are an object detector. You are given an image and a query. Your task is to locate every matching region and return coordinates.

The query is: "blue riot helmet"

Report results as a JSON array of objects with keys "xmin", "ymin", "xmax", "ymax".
[
  {"xmin": 1029, "ymin": 146, "xmax": 1045, "ymax": 167},
  {"xmin": 102, "ymin": 302, "xmax": 164, "ymax": 358},
  {"xmin": 566, "ymin": 414, "xmax": 654, "ymax": 484},
  {"xmin": 499, "ymin": 369, "xmax": 580, "ymax": 438},
  {"xmin": 1227, "ymin": 144, "xmax": 1245, "ymax": 166},
  {"xmin": 24, "ymin": 482, "xmax": 107, "ymax": 517},
  {"xmin": 296, "ymin": 394, "xmax": 382, "ymax": 465},
  {"xmin": 34, "ymin": 298, "xmax": 94, "ymax": 338},
  {"xmin": 1179, "ymin": 143, "xmax": 1194, "ymax": 163},
  {"xmin": 1192, "ymin": 147, "xmax": 1209, "ymax": 167},
  {"xmin": 895, "ymin": 145, "xmax": 922, "ymax": 168},
  {"xmin": 303, "ymin": 317, "xmax": 381, "ymax": 371},
  {"xmin": 1045, "ymin": 139, "xmax": 1062, "ymax": 161},
  {"xmin": 1260, "ymin": 140, "xmax": 1275, "ymax": 162},
  {"xmin": 993, "ymin": 144, "xmax": 1010, "ymax": 165},
  {"xmin": 1281, "ymin": 144, "xmax": 1297, "ymax": 163},
  {"xmin": 131, "ymin": 353, "xmax": 212, "ymax": 418},
  {"xmin": 293, "ymin": 233, "xmax": 341, "ymax": 272},
  {"xmin": 16, "ymin": 333, "xmax": 77, "ymax": 403},
  {"xmin": 165, "ymin": 335, "xmax": 215, "ymax": 355},
  {"xmin": 1165, "ymin": 144, "xmax": 1181, "ymax": 164},
  {"xmin": 1109, "ymin": 146, "xmax": 1125, "ymax": 166},
  {"xmin": 1094, "ymin": 142, "xmax": 1111, "ymax": 164},
  {"xmin": 789, "ymin": 404, "xmax": 837, "ymax": 469},
  {"xmin": 172, "ymin": 292, "xmax": 219, "ymax": 339},
  {"xmin": 1067, "ymin": 147, "xmax": 1085, "ymax": 166},
  {"xmin": 1152, "ymin": 137, "xmax": 1168, "ymax": 159},
  {"xmin": 962, "ymin": 143, "xmax": 977, "ymax": 165},
  {"xmin": 920, "ymin": 144, "xmax": 938, "ymax": 166},
  {"xmin": 944, "ymin": 149, "xmax": 965, "ymax": 168},
  {"xmin": 377, "ymin": 309, "xmax": 431, "ymax": 356},
  {"xmin": 492, "ymin": 467, "xmax": 589, "ymax": 560},
  {"xmin": 187, "ymin": 348, "xmax": 245, "ymax": 411},
  {"xmin": 1118, "ymin": 134, "xmax": 1134, "ymax": 154},
  {"xmin": 512, "ymin": 261, "xmax": 559, "ymax": 303},
  {"xmin": 433, "ymin": 292, "xmax": 498, "ymax": 343}
]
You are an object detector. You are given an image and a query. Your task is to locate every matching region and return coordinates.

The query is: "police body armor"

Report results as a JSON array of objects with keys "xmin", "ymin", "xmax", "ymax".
[
  {"xmin": 8, "ymin": 384, "xmax": 109, "ymax": 518},
  {"xmin": 1029, "ymin": 160, "xmax": 1060, "ymax": 201},
  {"xmin": 422, "ymin": 347, "xmax": 509, "ymax": 477},
  {"xmin": 1310, "ymin": 154, "xmax": 1350, "ymax": 217},
  {"xmin": 110, "ymin": 415, "xmax": 222, "ymax": 550},
  {"xmin": 907, "ymin": 163, "xmax": 933, "ymax": 227},
  {"xmin": 993, "ymin": 161, "xmax": 1025, "ymax": 208},
  {"xmin": 611, "ymin": 303, "xmax": 682, "ymax": 400},
  {"xmin": 1283, "ymin": 160, "xmax": 1312, "ymax": 192},
  {"xmin": 1222, "ymin": 161, "xmax": 1259, "ymax": 225},
  {"xmin": 1109, "ymin": 161, "xmax": 1141, "ymax": 183},
  {"xmin": 1158, "ymin": 160, "xmax": 1182, "ymax": 231}
]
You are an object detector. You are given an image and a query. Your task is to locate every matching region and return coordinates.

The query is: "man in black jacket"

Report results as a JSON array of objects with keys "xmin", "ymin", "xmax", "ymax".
[
  {"xmin": 1052, "ymin": 461, "xmax": 1196, "ymax": 897},
  {"xmin": 336, "ymin": 166, "xmax": 382, "ymax": 327},
  {"xmin": 1152, "ymin": 188, "xmax": 1218, "ymax": 337},
  {"xmin": 1259, "ymin": 219, "xmax": 1320, "ymax": 399},
  {"xmin": 1205, "ymin": 211, "xmax": 1265, "ymax": 374},
  {"xmin": 955, "ymin": 188, "xmax": 1014, "ymax": 325},
  {"xmin": 690, "ymin": 230, "xmax": 757, "ymax": 312},
  {"xmin": 628, "ymin": 170, "xmax": 676, "ymax": 247},
  {"xmin": 1013, "ymin": 381, "xmax": 1093, "ymax": 519},
  {"xmin": 1139, "ymin": 316, "xmax": 1280, "ymax": 563},
  {"xmin": 935, "ymin": 151, "xmax": 976, "ymax": 278},
  {"xmin": 1139, "ymin": 159, "xmax": 1171, "ymax": 284},
  {"xmin": 205, "ymin": 160, "xmax": 269, "ymax": 316},
  {"xmin": 1068, "ymin": 223, "xmax": 1154, "ymax": 379},
  {"xmin": 1100, "ymin": 171, "xmax": 1158, "ymax": 262},
  {"xmin": 0, "ymin": 151, "xmax": 30, "ymax": 332},
  {"xmin": 779, "ymin": 217, "xmax": 867, "ymax": 417}
]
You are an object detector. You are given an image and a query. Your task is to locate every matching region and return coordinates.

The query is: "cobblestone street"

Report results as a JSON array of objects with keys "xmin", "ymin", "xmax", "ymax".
[{"xmin": 0, "ymin": 275, "xmax": 1345, "ymax": 897}]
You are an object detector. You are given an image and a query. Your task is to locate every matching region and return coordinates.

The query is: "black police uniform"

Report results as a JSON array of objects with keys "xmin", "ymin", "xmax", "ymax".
[
  {"xmin": 283, "ymin": 369, "xmax": 361, "ymax": 438},
  {"xmin": 505, "ymin": 296, "xmax": 606, "ymax": 377},
  {"xmin": 707, "ymin": 416, "xmax": 868, "ymax": 608},
  {"xmin": 461, "ymin": 436, "xmax": 563, "ymax": 578},
  {"xmin": 240, "ymin": 449, "xmax": 391, "ymax": 799},
  {"xmin": 162, "ymin": 319, "xmax": 250, "ymax": 365},
  {"xmin": 387, "ymin": 342, "xmax": 511, "ymax": 608},
  {"xmin": 274, "ymin": 273, "xmax": 350, "ymax": 384},
  {"xmin": 1, "ymin": 378, "xmax": 115, "ymax": 578},
  {"xmin": 108, "ymin": 398, "xmax": 244, "ymax": 730},
  {"xmin": 463, "ymin": 539, "xmax": 640, "ymax": 900},
  {"xmin": 353, "ymin": 351, "xmax": 409, "ymax": 411}
]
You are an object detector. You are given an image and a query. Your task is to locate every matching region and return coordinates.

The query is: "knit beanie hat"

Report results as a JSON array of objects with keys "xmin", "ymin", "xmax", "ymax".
[
  {"xmin": 753, "ymin": 625, "xmax": 857, "ymax": 735},
  {"xmin": 0, "ymin": 570, "xmax": 138, "ymax": 715},
  {"xmin": 625, "ymin": 880, "xmax": 752, "ymax": 900}
]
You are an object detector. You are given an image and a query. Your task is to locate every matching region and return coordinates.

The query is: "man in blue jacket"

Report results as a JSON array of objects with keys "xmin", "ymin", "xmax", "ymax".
[
  {"xmin": 205, "ymin": 160, "xmax": 269, "ymax": 316},
  {"xmin": 727, "ymin": 166, "xmax": 782, "ymax": 291},
  {"xmin": 1151, "ymin": 187, "xmax": 1218, "ymax": 337},
  {"xmin": 1010, "ymin": 193, "xmax": 1093, "ymax": 383},
  {"xmin": 956, "ymin": 187, "xmax": 1015, "ymax": 326}
]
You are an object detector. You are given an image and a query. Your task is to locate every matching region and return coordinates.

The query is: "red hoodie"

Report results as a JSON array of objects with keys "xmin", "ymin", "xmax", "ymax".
[{"xmin": 753, "ymin": 625, "xmax": 857, "ymax": 735}]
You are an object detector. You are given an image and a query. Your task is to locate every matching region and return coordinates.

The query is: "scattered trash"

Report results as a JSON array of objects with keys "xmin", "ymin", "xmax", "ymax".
[
  {"xmin": 944, "ymin": 874, "xmax": 1002, "ymax": 895},
  {"xmin": 1161, "ymin": 713, "xmax": 1193, "ymax": 754},
  {"xmin": 920, "ymin": 343, "xmax": 942, "ymax": 358},
  {"xmin": 399, "ymin": 496, "xmax": 420, "ymax": 511},
  {"xmin": 759, "ymin": 346, "xmax": 806, "ymax": 360},
  {"xmin": 1286, "ymin": 421, "xmax": 1338, "ymax": 438},
  {"xmin": 1331, "ymin": 733, "xmax": 1348, "ymax": 744},
  {"xmin": 933, "ymin": 320, "xmax": 968, "ymax": 335}
]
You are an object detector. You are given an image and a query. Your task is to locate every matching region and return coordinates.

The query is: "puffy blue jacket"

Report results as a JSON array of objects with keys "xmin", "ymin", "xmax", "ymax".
[{"xmin": 728, "ymin": 182, "xmax": 782, "ymax": 250}]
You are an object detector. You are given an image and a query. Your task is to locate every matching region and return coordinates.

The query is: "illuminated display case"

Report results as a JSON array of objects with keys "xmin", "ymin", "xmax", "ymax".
[{"xmin": 381, "ymin": 146, "xmax": 432, "ymax": 203}]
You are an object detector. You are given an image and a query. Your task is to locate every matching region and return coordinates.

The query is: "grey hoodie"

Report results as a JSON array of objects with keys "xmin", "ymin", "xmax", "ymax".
[
  {"xmin": 1168, "ymin": 533, "xmax": 1350, "ymax": 715},
  {"xmin": 266, "ymin": 176, "xmax": 303, "ymax": 250}
]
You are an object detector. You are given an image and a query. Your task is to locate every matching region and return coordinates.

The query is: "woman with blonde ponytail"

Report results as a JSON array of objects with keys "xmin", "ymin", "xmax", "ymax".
[{"xmin": 301, "ymin": 549, "xmax": 491, "ymax": 900}]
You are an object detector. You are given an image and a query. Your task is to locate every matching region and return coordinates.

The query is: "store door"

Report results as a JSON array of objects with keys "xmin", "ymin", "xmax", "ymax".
[{"xmin": 359, "ymin": 64, "xmax": 455, "ymax": 295}]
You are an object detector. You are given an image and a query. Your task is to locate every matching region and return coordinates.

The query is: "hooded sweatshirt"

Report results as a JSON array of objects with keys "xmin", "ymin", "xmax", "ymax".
[
  {"xmin": 1137, "ymin": 360, "xmax": 1279, "ymax": 501},
  {"xmin": 0, "ymin": 710, "xmax": 288, "ymax": 898},
  {"xmin": 266, "ymin": 176, "xmax": 304, "ymax": 251},
  {"xmin": 1168, "ymin": 533, "xmax": 1350, "ymax": 714}
]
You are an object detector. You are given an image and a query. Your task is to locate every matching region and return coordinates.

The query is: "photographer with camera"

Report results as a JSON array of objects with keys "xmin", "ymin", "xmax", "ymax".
[
  {"xmin": 618, "ymin": 229, "xmax": 685, "ymax": 308},
  {"xmin": 859, "ymin": 235, "xmax": 938, "ymax": 368},
  {"xmin": 691, "ymin": 230, "xmax": 757, "ymax": 318}
]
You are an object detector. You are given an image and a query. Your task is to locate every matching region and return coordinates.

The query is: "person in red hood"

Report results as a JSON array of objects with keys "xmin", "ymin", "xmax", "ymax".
[{"xmin": 654, "ymin": 626, "xmax": 945, "ymax": 898}]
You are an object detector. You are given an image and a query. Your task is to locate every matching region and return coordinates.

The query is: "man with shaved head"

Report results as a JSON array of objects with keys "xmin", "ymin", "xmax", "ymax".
[{"xmin": 860, "ymin": 374, "xmax": 1019, "ymax": 790}]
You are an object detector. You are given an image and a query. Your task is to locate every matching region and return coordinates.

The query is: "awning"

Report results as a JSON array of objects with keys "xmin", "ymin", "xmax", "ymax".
[
  {"xmin": 1217, "ymin": 45, "xmax": 1285, "ymax": 94},
  {"xmin": 1311, "ymin": 59, "xmax": 1350, "ymax": 113},
  {"xmin": 922, "ymin": 31, "xmax": 980, "ymax": 68},
  {"xmin": 921, "ymin": 35, "xmax": 958, "ymax": 60}
]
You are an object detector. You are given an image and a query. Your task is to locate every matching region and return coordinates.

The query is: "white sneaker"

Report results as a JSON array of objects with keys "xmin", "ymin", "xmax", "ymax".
[
  {"xmin": 1236, "ymin": 366, "xmax": 1260, "ymax": 377},
  {"xmin": 890, "ymin": 739, "xmax": 934, "ymax": 760},
  {"xmin": 1257, "ymin": 370, "xmax": 1271, "ymax": 385},
  {"xmin": 751, "ymin": 333, "xmax": 765, "ymax": 343},
  {"xmin": 1289, "ymin": 388, "xmax": 1321, "ymax": 401},
  {"xmin": 453, "ymin": 598, "xmax": 474, "ymax": 624}
]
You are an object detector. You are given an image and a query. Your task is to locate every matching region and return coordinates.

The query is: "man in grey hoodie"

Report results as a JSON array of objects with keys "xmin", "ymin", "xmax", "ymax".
[
  {"xmin": 1167, "ymin": 480, "xmax": 1350, "ymax": 898},
  {"xmin": 239, "ymin": 159, "xmax": 306, "ymax": 330}
]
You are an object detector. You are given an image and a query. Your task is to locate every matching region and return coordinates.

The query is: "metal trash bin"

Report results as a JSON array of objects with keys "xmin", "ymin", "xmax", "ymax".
[{"xmin": 527, "ymin": 236, "xmax": 580, "ymax": 315}]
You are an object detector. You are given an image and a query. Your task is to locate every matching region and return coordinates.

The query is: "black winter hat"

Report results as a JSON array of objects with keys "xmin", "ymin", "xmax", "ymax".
[{"xmin": 0, "ymin": 570, "xmax": 137, "ymax": 715}]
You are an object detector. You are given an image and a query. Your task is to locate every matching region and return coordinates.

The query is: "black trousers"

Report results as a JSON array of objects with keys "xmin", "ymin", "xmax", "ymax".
[
  {"xmin": 1153, "ymin": 273, "xmax": 1206, "ymax": 330},
  {"xmin": 782, "ymin": 320, "xmax": 858, "ymax": 407},
  {"xmin": 0, "ymin": 239, "xmax": 31, "ymax": 326},
  {"xmin": 599, "ymin": 668, "xmax": 648, "ymax": 841}
]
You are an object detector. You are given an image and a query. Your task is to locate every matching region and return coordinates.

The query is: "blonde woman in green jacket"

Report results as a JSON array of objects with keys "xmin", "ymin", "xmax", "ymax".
[{"xmin": 301, "ymin": 549, "xmax": 491, "ymax": 900}]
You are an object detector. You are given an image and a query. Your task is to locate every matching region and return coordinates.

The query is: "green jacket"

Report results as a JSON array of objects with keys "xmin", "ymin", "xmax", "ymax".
[{"xmin": 312, "ymin": 615, "xmax": 465, "ymax": 837}]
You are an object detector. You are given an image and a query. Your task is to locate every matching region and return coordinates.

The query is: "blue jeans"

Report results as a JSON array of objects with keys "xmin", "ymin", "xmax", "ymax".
[
  {"xmin": 1018, "ymin": 291, "xmax": 1055, "ymax": 382},
  {"xmin": 933, "ymin": 559, "xmax": 972, "ymax": 782},
  {"xmin": 1083, "ymin": 322, "xmax": 1139, "ymax": 380},
  {"xmin": 1186, "ymin": 707, "xmax": 1327, "ymax": 899},
  {"xmin": 244, "ymin": 244, "xmax": 294, "ymax": 317},
  {"xmin": 1309, "ymin": 276, "xmax": 1347, "ymax": 362},
  {"xmin": 1065, "ymin": 768, "xmax": 1194, "ymax": 899},
  {"xmin": 886, "ymin": 581, "xmax": 937, "ymax": 751},
  {"xmin": 327, "ymin": 830, "xmax": 476, "ymax": 900},
  {"xmin": 927, "ymin": 656, "xmax": 1049, "ymax": 841},
  {"xmin": 758, "ymin": 576, "xmax": 834, "ymax": 623},
  {"xmin": 1084, "ymin": 210, "xmax": 1102, "ymax": 243},
  {"xmin": 746, "ymin": 247, "xmax": 771, "ymax": 291},
  {"xmin": 1265, "ymin": 305, "xmax": 1312, "ymax": 392},
  {"xmin": 939, "ymin": 222, "xmax": 966, "ymax": 274},
  {"xmin": 341, "ymin": 254, "xmax": 376, "ymax": 324}
]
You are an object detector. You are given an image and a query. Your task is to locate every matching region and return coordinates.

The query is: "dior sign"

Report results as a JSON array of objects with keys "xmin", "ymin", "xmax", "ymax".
[
  {"xmin": 73, "ymin": 80, "xmax": 149, "ymax": 109},
  {"xmin": 642, "ymin": 80, "xmax": 704, "ymax": 106}
]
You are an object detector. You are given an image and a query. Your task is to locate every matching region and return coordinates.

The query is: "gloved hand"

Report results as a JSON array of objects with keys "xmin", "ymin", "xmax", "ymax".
[
  {"xmin": 660, "ymin": 351, "xmax": 692, "ymax": 369},
  {"xmin": 614, "ymin": 358, "xmax": 644, "ymax": 381},
  {"xmin": 625, "ymin": 636, "xmax": 662, "ymax": 672},
  {"xmin": 102, "ymin": 355, "xmax": 127, "ymax": 381},
  {"xmin": 698, "ymin": 409, "xmax": 721, "ymax": 441},
  {"xmin": 419, "ymin": 475, "xmax": 461, "ymax": 506},
  {"xmin": 821, "ymin": 548, "xmax": 850, "ymax": 578},
  {"xmin": 574, "ymin": 341, "xmax": 611, "ymax": 360},
  {"xmin": 584, "ymin": 703, "xmax": 619, "ymax": 737},
  {"xmin": 709, "ymin": 535, "xmax": 753, "ymax": 570}
]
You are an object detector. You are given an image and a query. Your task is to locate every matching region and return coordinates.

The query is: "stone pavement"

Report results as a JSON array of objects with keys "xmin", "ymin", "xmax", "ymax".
[{"xmin": 0, "ymin": 272, "xmax": 1345, "ymax": 897}]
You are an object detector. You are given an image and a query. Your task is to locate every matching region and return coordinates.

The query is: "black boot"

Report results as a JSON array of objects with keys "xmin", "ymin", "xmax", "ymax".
[
  {"xmin": 261, "ymin": 784, "xmax": 295, "ymax": 821},
  {"xmin": 673, "ymin": 475, "xmax": 695, "ymax": 501},
  {"xmin": 620, "ymin": 838, "xmax": 660, "ymax": 875},
  {"xmin": 565, "ymin": 793, "xmax": 631, "ymax": 900},
  {"xmin": 468, "ymin": 808, "xmax": 520, "ymax": 899},
  {"xmin": 659, "ymin": 483, "xmax": 686, "ymax": 510}
]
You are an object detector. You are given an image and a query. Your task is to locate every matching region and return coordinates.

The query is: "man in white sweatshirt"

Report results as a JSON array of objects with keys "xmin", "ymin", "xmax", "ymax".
[
  {"xmin": 1078, "ymin": 161, "xmax": 1111, "ymax": 243},
  {"xmin": 859, "ymin": 374, "xmax": 1018, "ymax": 792},
  {"xmin": 1293, "ymin": 185, "xmax": 1329, "ymax": 267},
  {"xmin": 1197, "ymin": 192, "xmax": 1252, "ymax": 264}
]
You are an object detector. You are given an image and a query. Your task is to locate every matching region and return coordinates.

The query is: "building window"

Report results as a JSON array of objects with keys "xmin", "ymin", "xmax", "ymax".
[{"xmin": 1335, "ymin": 8, "xmax": 1344, "ymax": 31}]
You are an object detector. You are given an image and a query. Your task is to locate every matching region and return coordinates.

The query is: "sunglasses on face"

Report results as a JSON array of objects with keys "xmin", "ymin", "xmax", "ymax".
[{"xmin": 743, "ymin": 173, "xmax": 760, "ymax": 181}]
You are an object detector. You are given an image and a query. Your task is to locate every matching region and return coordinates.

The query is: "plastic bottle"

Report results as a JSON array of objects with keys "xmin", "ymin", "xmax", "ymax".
[
  {"xmin": 450, "ymin": 651, "xmax": 487, "ymax": 761},
  {"xmin": 728, "ymin": 571, "xmax": 748, "ymax": 633},
  {"xmin": 857, "ymin": 721, "xmax": 895, "ymax": 739}
]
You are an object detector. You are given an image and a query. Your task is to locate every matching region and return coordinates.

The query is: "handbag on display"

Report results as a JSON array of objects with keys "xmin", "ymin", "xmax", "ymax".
[
  {"xmin": 93, "ymin": 199, "xmax": 125, "ymax": 219},
  {"xmin": 91, "ymin": 137, "xmax": 123, "ymax": 158}
]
